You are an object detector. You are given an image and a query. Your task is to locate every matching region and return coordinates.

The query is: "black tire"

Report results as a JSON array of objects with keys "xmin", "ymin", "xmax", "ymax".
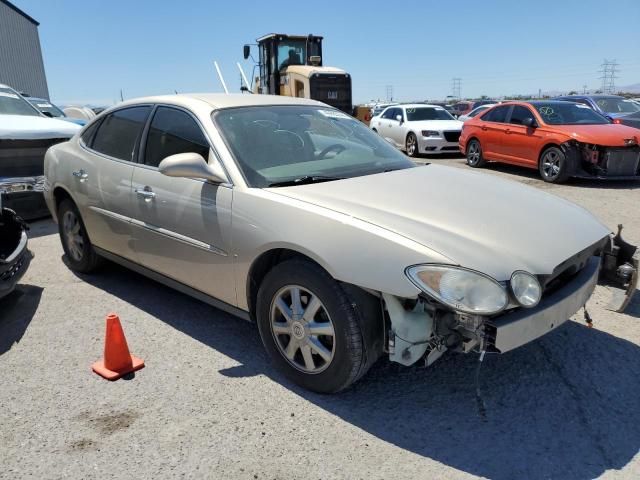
[
  {"xmin": 405, "ymin": 132, "xmax": 419, "ymax": 157},
  {"xmin": 466, "ymin": 139, "xmax": 486, "ymax": 167},
  {"xmin": 57, "ymin": 199, "xmax": 102, "ymax": 273},
  {"xmin": 256, "ymin": 259, "xmax": 374, "ymax": 393},
  {"xmin": 539, "ymin": 146, "xmax": 570, "ymax": 183}
]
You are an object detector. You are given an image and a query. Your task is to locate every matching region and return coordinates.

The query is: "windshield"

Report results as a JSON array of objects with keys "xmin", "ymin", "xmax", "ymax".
[
  {"xmin": 594, "ymin": 97, "xmax": 640, "ymax": 114},
  {"xmin": 405, "ymin": 107, "xmax": 455, "ymax": 121},
  {"xmin": 214, "ymin": 105, "xmax": 415, "ymax": 187},
  {"xmin": 533, "ymin": 102, "xmax": 610, "ymax": 125},
  {"xmin": 28, "ymin": 98, "xmax": 65, "ymax": 117},
  {"xmin": 0, "ymin": 87, "xmax": 41, "ymax": 116}
]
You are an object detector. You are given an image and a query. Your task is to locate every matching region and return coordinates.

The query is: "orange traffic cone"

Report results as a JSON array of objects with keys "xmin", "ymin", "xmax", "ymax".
[{"xmin": 92, "ymin": 313, "xmax": 144, "ymax": 380}]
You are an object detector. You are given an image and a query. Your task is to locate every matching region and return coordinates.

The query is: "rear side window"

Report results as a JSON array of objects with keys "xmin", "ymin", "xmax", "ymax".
[
  {"xmin": 144, "ymin": 107, "xmax": 210, "ymax": 168},
  {"xmin": 482, "ymin": 105, "xmax": 510, "ymax": 123},
  {"xmin": 509, "ymin": 106, "xmax": 535, "ymax": 125},
  {"xmin": 80, "ymin": 119, "xmax": 102, "ymax": 146},
  {"xmin": 91, "ymin": 106, "xmax": 151, "ymax": 161}
]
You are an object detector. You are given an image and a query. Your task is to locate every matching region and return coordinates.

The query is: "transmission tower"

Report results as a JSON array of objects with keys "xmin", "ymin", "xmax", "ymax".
[
  {"xmin": 385, "ymin": 85, "xmax": 394, "ymax": 102},
  {"xmin": 599, "ymin": 60, "xmax": 618, "ymax": 94},
  {"xmin": 452, "ymin": 78, "xmax": 461, "ymax": 99}
]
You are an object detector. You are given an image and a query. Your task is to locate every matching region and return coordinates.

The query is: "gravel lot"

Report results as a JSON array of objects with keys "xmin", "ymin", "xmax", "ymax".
[{"xmin": 1, "ymin": 156, "xmax": 639, "ymax": 480}]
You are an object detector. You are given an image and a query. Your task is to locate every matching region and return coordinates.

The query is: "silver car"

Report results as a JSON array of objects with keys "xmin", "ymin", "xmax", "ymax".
[{"xmin": 44, "ymin": 94, "xmax": 618, "ymax": 393}]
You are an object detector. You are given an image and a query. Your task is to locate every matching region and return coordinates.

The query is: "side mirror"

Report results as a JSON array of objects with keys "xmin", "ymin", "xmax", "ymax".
[
  {"xmin": 395, "ymin": 114, "xmax": 403, "ymax": 123},
  {"xmin": 243, "ymin": 45, "xmax": 250, "ymax": 60},
  {"xmin": 42, "ymin": 111, "xmax": 53, "ymax": 118},
  {"xmin": 522, "ymin": 117, "xmax": 537, "ymax": 128},
  {"xmin": 158, "ymin": 152, "xmax": 228, "ymax": 184}
]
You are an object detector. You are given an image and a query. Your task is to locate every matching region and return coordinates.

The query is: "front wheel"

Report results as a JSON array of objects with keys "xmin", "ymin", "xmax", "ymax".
[
  {"xmin": 405, "ymin": 132, "xmax": 419, "ymax": 157},
  {"xmin": 539, "ymin": 146, "xmax": 570, "ymax": 183},
  {"xmin": 256, "ymin": 260, "xmax": 371, "ymax": 393}
]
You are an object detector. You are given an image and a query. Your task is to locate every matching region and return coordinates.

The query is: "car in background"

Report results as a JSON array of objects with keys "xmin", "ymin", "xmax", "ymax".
[
  {"xmin": 459, "ymin": 101, "xmax": 640, "ymax": 183},
  {"xmin": 457, "ymin": 103, "xmax": 497, "ymax": 122},
  {"xmin": 451, "ymin": 100, "xmax": 495, "ymax": 118},
  {"xmin": 370, "ymin": 104, "xmax": 463, "ymax": 157},
  {"xmin": 25, "ymin": 96, "xmax": 87, "ymax": 126},
  {"xmin": 553, "ymin": 94, "xmax": 640, "ymax": 120},
  {"xmin": 44, "ymin": 93, "xmax": 629, "ymax": 393},
  {"xmin": 370, "ymin": 103, "xmax": 397, "ymax": 119},
  {"xmin": 0, "ymin": 83, "xmax": 80, "ymax": 218},
  {"xmin": 616, "ymin": 111, "xmax": 640, "ymax": 130}
]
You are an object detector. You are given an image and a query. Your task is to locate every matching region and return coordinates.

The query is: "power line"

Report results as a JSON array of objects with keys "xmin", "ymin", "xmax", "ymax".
[
  {"xmin": 452, "ymin": 78, "xmax": 461, "ymax": 99},
  {"xmin": 599, "ymin": 59, "xmax": 619, "ymax": 94},
  {"xmin": 385, "ymin": 85, "xmax": 394, "ymax": 102}
]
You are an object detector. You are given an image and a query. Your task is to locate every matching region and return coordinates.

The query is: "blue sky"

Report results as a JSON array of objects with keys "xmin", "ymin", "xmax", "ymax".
[{"xmin": 15, "ymin": 0, "xmax": 640, "ymax": 105}]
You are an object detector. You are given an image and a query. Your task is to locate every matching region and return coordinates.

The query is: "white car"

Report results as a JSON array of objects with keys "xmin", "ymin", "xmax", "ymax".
[
  {"xmin": 369, "ymin": 104, "xmax": 463, "ymax": 157},
  {"xmin": 457, "ymin": 103, "xmax": 497, "ymax": 122}
]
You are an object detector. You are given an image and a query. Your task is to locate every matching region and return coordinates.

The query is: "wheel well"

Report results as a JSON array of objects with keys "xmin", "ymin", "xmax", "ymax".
[
  {"xmin": 246, "ymin": 249, "xmax": 326, "ymax": 321},
  {"xmin": 538, "ymin": 143, "xmax": 560, "ymax": 164},
  {"xmin": 53, "ymin": 187, "xmax": 73, "ymax": 212},
  {"xmin": 466, "ymin": 136, "xmax": 480, "ymax": 152}
]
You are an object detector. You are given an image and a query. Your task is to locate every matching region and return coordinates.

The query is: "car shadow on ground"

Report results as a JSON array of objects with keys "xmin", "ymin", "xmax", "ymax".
[
  {"xmin": 0, "ymin": 285, "xmax": 43, "ymax": 355},
  {"xmin": 74, "ymin": 261, "xmax": 640, "ymax": 480}
]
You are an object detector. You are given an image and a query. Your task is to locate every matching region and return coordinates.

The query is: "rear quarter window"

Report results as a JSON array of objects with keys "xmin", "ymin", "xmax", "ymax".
[{"xmin": 91, "ymin": 106, "xmax": 151, "ymax": 161}]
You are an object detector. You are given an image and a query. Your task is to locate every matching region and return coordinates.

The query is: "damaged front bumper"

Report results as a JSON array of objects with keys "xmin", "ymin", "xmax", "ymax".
[
  {"xmin": 0, "ymin": 207, "xmax": 32, "ymax": 300},
  {"xmin": 563, "ymin": 142, "xmax": 640, "ymax": 179}
]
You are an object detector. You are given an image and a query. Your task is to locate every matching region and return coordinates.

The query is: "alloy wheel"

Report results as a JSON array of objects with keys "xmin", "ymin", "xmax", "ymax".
[
  {"xmin": 406, "ymin": 135, "xmax": 417, "ymax": 156},
  {"xmin": 468, "ymin": 141, "xmax": 481, "ymax": 165},
  {"xmin": 542, "ymin": 150, "xmax": 561, "ymax": 178},
  {"xmin": 269, "ymin": 285, "xmax": 336, "ymax": 374},
  {"xmin": 62, "ymin": 210, "xmax": 84, "ymax": 262}
]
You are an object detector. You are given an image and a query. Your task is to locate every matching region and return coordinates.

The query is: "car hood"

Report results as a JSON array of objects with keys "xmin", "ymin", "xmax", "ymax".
[
  {"xmin": 0, "ymin": 114, "xmax": 81, "ymax": 140},
  {"xmin": 407, "ymin": 119, "xmax": 463, "ymax": 131},
  {"xmin": 267, "ymin": 165, "xmax": 610, "ymax": 280},
  {"xmin": 549, "ymin": 123, "xmax": 640, "ymax": 146}
]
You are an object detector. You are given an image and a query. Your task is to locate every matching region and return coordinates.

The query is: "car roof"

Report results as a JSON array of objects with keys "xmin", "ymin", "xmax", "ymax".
[
  {"xmin": 116, "ymin": 93, "xmax": 326, "ymax": 111},
  {"xmin": 395, "ymin": 103, "xmax": 444, "ymax": 109},
  {"xmin": 557, "ymin": 94, "xmax": 621, "ymax": 99}
]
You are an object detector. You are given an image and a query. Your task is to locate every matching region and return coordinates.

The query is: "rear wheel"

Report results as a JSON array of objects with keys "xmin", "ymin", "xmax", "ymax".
[
  {"xmin": 256, "ymin": 259, "xmax": 372, "ymax": 393},
  {"xmin": 466, "ymin": 139, "xmax": 486, "ymax": 167},
  {"xmin": 539, "ymin": 146, "xmax": 570, "ymax": 183},
  {"xmin": 406, "ymin": 132, "xmax": 419, "ymax": 157},
  {"xmin": 57, "ymin": 199, "xmax": 102, "ymax": 273}
]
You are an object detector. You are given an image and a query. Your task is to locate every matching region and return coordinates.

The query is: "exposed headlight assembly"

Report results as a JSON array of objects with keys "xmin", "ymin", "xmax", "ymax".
[
  {"xmin": 421, "ymin": 130, "xmax": 440, "ymax": 137},
  {"xmin": 406, "ymin": 265, "xmax": 508, "ymax": 315},
  {"xmin": 510, "ymin": 271, "xmax": 542, "ymax": 308}
]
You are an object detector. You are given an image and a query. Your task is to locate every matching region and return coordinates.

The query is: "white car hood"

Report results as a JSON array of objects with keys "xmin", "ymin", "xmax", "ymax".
[
  {"xmin": 268, "ymin": 165, "xmax": 610, "ymax": 280},
  {"xmin": 0, "ymin": 114, "xmax": 81, "ymax": 140},
  {"xmin": 408, "ymin": 119, "xmax": 463, "ymax": 131}
]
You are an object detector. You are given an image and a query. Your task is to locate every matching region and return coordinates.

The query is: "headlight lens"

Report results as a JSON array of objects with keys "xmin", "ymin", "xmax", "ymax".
[
  {"xmin": 406, "ymin": 265, "xmax": 508, "ymax": 314},
  {"xmin": 421, "ymin": 130, "xmax": 440, "ymax": 137},
  {"xmin": 510, "ymin": 271, "xmax": 541, "ymax": 308}
]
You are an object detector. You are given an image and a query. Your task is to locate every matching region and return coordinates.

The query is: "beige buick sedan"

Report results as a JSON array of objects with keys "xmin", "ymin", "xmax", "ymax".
[{"xmin": 44, "ymin": 94, "xmax": 618, "ymax": 393}]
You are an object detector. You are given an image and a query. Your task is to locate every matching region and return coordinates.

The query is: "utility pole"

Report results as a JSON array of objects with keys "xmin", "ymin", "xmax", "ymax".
[
  {"xmin": 385, "ymin": 85, "xmax": 393, "ymax": 102},
  {"xmin": 452, "ymin": 78, "xmax": 461, "ymax": 99},
  {"xmin": 599, "ymin": 60, "xmax": 619, "ymax": 94},
  {"xmin": 583, "ymin": 84, "xmax": 588, "ymax": 94}
]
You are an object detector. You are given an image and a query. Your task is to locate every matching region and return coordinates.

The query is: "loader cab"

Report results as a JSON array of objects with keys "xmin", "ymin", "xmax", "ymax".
[{"xmin": 246, "ymin": 33, "xmax": 352, "ymax": 113}]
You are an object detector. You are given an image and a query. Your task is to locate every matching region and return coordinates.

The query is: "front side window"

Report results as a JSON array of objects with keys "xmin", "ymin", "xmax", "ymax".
[
  {"xmin": 533, "ymin": 103, "xmax": 609, "ymax": 125},
  {"xmin": 91, "ymin": 106, "xmax": 151, "ymax": 161},
  {"xmin": 214, "ymin": 105, "xmax": 414, "ymax": 188},
  {"xmin": 405, "ymin": 107, "xmax": 455, "ymax": 121},
  {"xmin": 278, "ymin": 40, "xmax": 306, "ymax": 70},
  {"xmin": 481, "ymin": 105, "xmax": 510, "ymax": 123},
  {"xmin": 0, "ymin": 87, "xmax": 41, "ymax": 116},
  {"xmin": 144, "ymin": 107, "xmax": 210, "ymax": 168},
  {"xmin": 509, "ymin": 106, "xmax": 535, "ymax": 125},
  {"xmin": 381, "ymin": 108, "xmax": 395, "ymax": 119}
]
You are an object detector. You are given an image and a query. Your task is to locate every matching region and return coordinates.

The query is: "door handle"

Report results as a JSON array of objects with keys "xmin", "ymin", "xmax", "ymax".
[
  {"xmin": 72, "ymin": 169, "xmax": 88, "ymax": 182},
  {"xmin": 505, "ymin": 129, "xmax": 512, "ymax": 134},
  {"xmin": 481, "ymin": 126, "xmax": 488, "ymax": 131},
  {"xmin": 135, "ymin": 187, "xmax": 156, "ymax": 202}
]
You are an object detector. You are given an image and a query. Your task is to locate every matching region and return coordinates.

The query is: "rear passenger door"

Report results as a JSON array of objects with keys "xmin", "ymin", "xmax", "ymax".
[
  {"xmin": 76, "ymin": 105, "xmax": 151, "ymax": 261},
  {"xmin": 129, "ymin": 106, "xmax": 236, "ymax": 306},
  {"xmin": 478, "ymin": 105, "xmax": 512, "ymax": 159}
]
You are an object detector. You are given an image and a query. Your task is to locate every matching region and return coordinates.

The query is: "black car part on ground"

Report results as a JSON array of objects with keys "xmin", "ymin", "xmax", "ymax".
[
  {"xmin": 0, "ymin": 137, "xmax": 67, "ymax": 219},
  {"xmin": 0, "ymin": 206, "xmax": 31, "ymax": 300},
  {"xmin": 600, "ymin": 225, "xmax": 639, "ymax": 312},
  {"xmin": 560, "ymin": 140, "xmax": 640, "ymax": 179}
]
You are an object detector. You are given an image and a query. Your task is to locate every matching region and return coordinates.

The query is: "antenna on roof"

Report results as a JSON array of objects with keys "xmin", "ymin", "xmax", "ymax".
[
  {"xmin": 237, "ymin": 62, "xmax": 252, "ymax": 93},
  {"xmin": 213, "ymin": 61, "xmax": 229, "ymax": 94}
]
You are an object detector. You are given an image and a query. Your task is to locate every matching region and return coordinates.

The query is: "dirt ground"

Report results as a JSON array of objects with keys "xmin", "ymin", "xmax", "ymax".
[{"xmin": 1, "ymin": 156, "xmax": 639, "ymax": 480}]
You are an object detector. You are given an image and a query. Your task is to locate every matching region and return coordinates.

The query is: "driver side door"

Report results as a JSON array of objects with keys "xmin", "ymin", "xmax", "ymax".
[{"xmin": 129, "ymin": 105, "xmax": 236, "ymax": 306}]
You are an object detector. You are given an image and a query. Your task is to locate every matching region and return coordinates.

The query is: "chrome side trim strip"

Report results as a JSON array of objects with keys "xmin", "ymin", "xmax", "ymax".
[
  {"xmin": 89, "ymin": 206, "xmax": 130, "ymax": 223},
  {"xmin": 129, "ymin": 218, "xmax": 228, "ymax": 257}
]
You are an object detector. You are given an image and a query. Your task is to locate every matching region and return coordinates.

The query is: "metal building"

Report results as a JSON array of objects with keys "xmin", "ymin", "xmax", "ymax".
[{"xmin": 0, "ymin": 0, "xmax": 49, "ymax": 99}]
